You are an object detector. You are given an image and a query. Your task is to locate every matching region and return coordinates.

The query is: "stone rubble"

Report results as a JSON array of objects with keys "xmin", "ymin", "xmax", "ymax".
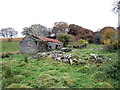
[{"xmin": 28, "ymin": 50, "xmax": 105, "ymax": 65}]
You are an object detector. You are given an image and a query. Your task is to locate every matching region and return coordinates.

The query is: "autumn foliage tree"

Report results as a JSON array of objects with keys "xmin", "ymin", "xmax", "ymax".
[
  {"xmin": 68, "ymin": 24, "xmax": 81, "ymax": 36},
  {"xmin": 101, "ymin": 27, "xmax": 119, "ymax": 51},
  {"xmin": 101, "ymin": 27, "xmax": 117, "ymax": 43},
  {"xmin": 68, "ymin": 24, "xmax": 94, "ymax": 43}
]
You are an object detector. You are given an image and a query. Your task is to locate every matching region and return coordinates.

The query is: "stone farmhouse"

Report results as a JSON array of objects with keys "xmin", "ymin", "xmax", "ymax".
[{"xmin": 19, "ymin": 35, "xmax": 63, "ymax": 54}]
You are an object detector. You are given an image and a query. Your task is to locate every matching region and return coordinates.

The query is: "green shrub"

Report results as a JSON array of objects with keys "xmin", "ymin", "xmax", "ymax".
[
  {"xmin": 94, "ymin": 33, "xmax": 102, "ymax": 44},
  {"xmin": 102, "ymin": 31, "xmax": 119, "ymax": 51},
  {"xmin": 103, "ymin": 39, "xmax": 119, "ymax": 51},
  {"xmin": 94, "ymin": 82, "xmax": 114, "ymax": 88},
  {"xmin": 56, "ymin": 34, "xmax": 74, "ymax": 46},
  {"xmin": 68, "ymin": 39, "xmax": 88, "ymax": 48}
]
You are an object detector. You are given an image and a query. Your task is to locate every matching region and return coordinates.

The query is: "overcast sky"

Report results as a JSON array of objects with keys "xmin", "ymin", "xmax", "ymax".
[{"xmin": 0, "ymin": 0, "xmax": 118, "ymax": 37}]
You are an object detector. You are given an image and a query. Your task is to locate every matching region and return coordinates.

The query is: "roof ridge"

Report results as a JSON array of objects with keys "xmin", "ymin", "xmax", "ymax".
[{"xmin": 37, "ymin": 36, "xmax": 63, "ymax": 44}]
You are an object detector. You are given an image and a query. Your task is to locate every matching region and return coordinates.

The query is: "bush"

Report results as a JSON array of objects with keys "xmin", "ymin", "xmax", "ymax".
[
  {"xmin": 94, "ymin": 33, "xmax": 102, "ymax": 44},
  {"xmin": 103, "ymin": 39, "xmax": 119, "ymax": 51},
  {"xmin": 101, "ymin": 27, "xmax": 119, "ymax": 51},
  {"xmin": 68, "ymin": 39, "xmax": 88, "ymax": 48},
  {"xmin": 56, "ymin": 34, "xmax": 74, "ymax": 46}
]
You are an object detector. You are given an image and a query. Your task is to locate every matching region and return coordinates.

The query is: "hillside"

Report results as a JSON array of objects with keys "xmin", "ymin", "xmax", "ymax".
[{"xmin": 1, "ymin": 41, "xmax": 119, "ymax": 88}]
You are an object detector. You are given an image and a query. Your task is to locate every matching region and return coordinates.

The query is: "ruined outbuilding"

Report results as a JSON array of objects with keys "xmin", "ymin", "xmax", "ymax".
[{"xmin": 19, "ymin": 35, "xmax": 63, "ymax": 54}]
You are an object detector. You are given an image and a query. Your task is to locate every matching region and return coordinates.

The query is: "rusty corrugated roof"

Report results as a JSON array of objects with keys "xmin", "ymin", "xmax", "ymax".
[{"xmin": 37, "ymin": 37, "xmax": 63, "ymax": 44}]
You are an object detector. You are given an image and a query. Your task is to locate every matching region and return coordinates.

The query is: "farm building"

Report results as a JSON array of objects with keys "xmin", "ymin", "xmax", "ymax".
[{"xmin": 19, "ymin": 35, "xmax": 63, "ymax": 54}]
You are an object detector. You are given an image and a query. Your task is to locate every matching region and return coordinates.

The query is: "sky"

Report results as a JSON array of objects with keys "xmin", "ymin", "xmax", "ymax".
[{"xmin": 0, "ymin": 0, "xmax": 118, "ymax": 37}]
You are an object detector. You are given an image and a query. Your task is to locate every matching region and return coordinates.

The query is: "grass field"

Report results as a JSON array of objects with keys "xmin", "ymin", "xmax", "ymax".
[
  {"xmin": 1, "ymin": 41, "xmax": 19, "ymax": 52},
  {"xmin": 1, "ymin": 41, "xmax": 119, "ymax": 88}
]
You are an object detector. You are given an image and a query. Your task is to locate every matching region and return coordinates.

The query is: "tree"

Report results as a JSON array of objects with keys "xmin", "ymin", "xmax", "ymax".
[
  {"xmin": 113, "ymin": 0, "xmax": 120, "ymax": 13},
  {"xmin": 113, "ymin": 0, "xmax": 120, "ymax": 27},
  {"xmin": 0, "ymin": 28, "xmax": 18, "ymax": 41},
  {"xmin": 101, "ymin": 27, "xmax": 117, "ymax": 42},
  {"xmin": 22, "ymin": 24, "xmax": 50, "ymax": 37},
  {"xmin": 68, "ymin": 24, "xmax": 81, "ymax": 36},
  {"xmin": 68, "ymin": 24, "xmax": 94, "ymax": 43},
  {"xmin": 52, "ymin": 21, "xmax": 69, "ymax": 36},
  {"xmin": 101, "ymin": 27, "xmax": 118, "ymax": 51},
  {"xmin": 56, "ymin": 34, "xmax": 74, "ymax": 46},
  {"xmin": 94, "ymin": 33, "xmax": 102, "ymax": 44}
]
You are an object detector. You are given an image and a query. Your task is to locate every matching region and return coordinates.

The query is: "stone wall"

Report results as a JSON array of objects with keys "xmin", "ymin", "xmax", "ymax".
[
  {"xmin": 19, "ymin": 35, "xmax": 63, "ymax": 54},
  {"xmin": 19, "ymin": 35, "xmax": 39, "ymax": 54},
  {"xmin": 47, "ymin": 42, "xmax": 63, "ymax": 50}
]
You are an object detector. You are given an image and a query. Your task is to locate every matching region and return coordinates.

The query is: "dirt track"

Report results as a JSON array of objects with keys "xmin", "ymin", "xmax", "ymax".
[
  {"xmin": 0, "ymin": 51, "xmax": 20, "ymax": 55},
  {"xmin": 0, "ymin": 38, "xmax": 23, "ymax": 41}
]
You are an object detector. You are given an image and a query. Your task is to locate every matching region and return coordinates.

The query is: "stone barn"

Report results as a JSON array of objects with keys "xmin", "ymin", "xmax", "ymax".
[{"xmin": 19, "ymin": 35, "xmax": 63, "ymax": 54}]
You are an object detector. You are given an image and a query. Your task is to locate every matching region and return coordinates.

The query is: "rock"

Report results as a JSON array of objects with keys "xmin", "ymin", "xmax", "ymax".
[
  {"xmin": 90, "ymin": 54, "xmax": 97, "ymax": 59},
  {"xmin": 61, "ymin": 48, "xmax": 72, "ymax": 52},
  {"xmin": 69, "ymin": 59, "xmax": 73, "ymax": 65},
  {"xmin": 55, "ymin": 57, "xmax": 61, "ymax": 61},
  {"xmin": 41, "ymin": 53, "xmax": 47, "ymax": 56}
]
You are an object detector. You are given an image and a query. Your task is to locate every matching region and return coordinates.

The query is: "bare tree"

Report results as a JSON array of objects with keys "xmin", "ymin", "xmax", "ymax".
[
  {"xmin": 113, "ymin": 0, "xmax": 120, "ymax": 13},
  {"xmin": 52, "ymin": 21, "xmax": 69, "ymax": 36},
  {"xmin": 0, "ymin": 28, "xmax": 18, "ymax": 41},
  {"xmin": 22, "ymin": 24, "xmax": 50, "ymax": 37}
]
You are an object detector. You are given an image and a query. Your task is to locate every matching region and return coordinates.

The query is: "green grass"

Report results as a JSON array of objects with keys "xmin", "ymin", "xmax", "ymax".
[
  {"xmin": 1, "ymin": 43, "xmax": 119, "ymax": 88},
  {"xmin": 1, "ymin": 41, "xmax": 19, "ymax": 52}
]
